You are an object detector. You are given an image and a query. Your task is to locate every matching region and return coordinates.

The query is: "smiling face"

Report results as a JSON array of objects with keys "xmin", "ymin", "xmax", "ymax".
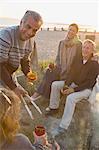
[
  {"xmin": 19, "ymin": 16, "xmax": 42, "ymax": 41},
  {"xmin": 82, "ymin": 40, "xmax": 94, "ymax": 60},
  {"xmin": 67, "ymin": 25, "xmax": 78, "ymax": 39}
]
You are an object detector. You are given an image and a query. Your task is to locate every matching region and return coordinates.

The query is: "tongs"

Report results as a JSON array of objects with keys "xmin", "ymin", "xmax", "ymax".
[{"xmin": 21, "ymin": 94, "xmax": 42, "ymax": 120}]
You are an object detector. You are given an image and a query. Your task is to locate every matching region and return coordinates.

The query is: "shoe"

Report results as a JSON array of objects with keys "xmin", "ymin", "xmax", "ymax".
[
  {"xmin": 51, "ymin": 126, "xmax": 66, "ymax": 137},
  {"xmin": 45, "ymin": 107, "xmax": 51, "ymax": 111},
  {"xmin": 45, "ymin": 107, "xmax": 59, "ymax": 116}
]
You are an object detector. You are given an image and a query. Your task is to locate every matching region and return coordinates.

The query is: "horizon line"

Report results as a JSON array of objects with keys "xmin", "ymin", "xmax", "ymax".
[{"xmin": 0, "ymin": 17, "xmax": 97, "ymax": 29}]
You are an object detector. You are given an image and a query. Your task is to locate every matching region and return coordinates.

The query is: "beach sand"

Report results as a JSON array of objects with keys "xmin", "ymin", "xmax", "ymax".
[
  {"xmin": 19, "ymin": 30, "xmax": 99, "ymax": 149},
  {"xmin": 35, "ymin": 30, "xmax": 66, "ymax": 61},
  {"xmin": 35, "ymin": 30, "xmax": 99, "ymax": 63}
]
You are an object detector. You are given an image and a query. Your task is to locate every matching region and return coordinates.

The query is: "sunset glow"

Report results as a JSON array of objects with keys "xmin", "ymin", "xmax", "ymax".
[{"xmin": 0, "ymin": 0, "xmax": 99, "ymax": 31}]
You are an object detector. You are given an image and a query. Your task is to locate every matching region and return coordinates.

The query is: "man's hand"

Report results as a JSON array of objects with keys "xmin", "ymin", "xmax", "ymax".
[
  {"xmin": 61, "ymin": 87, "xmax": 74, "ymax": 95},
  {"xmin": 48, "ymin": 63, "xmax": 55, "ymax": 72},
  {"xmin": 27, "ymin": 71, "xmax": 37, "ymax": 81},
  {"xmin": 13, "ymin": 86, "xmax": 28, "ymax": 98}
]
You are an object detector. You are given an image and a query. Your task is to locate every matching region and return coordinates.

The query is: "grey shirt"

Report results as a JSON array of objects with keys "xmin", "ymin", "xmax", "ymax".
[{"xmin": 0, "ymin": 26, "xmax": 32, "ymax": 89}]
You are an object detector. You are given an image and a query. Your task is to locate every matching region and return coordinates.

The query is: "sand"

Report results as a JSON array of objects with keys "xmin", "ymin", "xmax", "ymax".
[
  {"xmin": 35, "ymin": 30, "xmax": 66, "ymax": 61},
  {"xmin": 34, "ymin": 30, "xmax": 99, "ymax": 62}
]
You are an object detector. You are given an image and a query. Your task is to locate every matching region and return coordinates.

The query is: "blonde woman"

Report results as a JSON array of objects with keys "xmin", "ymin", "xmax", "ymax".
[{"xmin": 0, "ymin": 88, "xmax": 35, "ymax": 150}]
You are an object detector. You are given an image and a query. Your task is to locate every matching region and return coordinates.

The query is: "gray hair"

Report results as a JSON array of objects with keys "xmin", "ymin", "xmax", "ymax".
[{"xmin": 22, "ymin": 10, "xmax": 43, "ymax": 24}]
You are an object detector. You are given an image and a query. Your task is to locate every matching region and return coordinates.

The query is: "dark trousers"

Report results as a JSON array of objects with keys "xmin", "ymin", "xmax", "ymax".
[{"xmin": 37, "ymin": 67, "xmax": 61, "ymax": 99}]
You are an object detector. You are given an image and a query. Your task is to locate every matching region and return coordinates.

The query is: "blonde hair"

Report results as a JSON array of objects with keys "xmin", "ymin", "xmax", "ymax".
[
  {"xmin": 0, "ymin": 88, "xmax": 20, "ymax": 143},
  {"xmin": 83, "ymin": 39, "xmax": 96, "ymax": 52}
]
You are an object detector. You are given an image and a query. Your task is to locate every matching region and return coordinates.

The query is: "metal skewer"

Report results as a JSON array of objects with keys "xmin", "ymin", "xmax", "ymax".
[
  {"xmin": 21, "ymin": 96, "xmax": 34, "ymax": 120},
  {"xmin": 25, "ymin": 94, "xmax": 42, "ymax": 115}
]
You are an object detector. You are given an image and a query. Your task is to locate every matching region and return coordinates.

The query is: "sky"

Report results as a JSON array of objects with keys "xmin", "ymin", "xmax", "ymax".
[{"xmin": 0, "ymin": 0, "xmax": 99, "ymax": 31}]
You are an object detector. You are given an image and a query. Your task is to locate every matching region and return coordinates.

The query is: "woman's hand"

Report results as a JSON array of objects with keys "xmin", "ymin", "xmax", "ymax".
[{"xmin": 61, "ymin": 87, "xmax": 74, "ymax": 95}]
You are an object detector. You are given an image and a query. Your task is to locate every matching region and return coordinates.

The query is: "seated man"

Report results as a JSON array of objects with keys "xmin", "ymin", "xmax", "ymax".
[
  {"xmin": 45, "ymin": 39, "xmax": 99, "ymax": 136},
  {"xmin": 31, "ymin": 23, "xmax": 82, "ymax": 100}
]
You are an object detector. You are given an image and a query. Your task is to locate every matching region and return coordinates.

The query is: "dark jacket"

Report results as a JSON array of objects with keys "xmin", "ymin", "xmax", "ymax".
[{"xmin": 65, "ymin": 58, "xmax": 99, "ymax": 92}]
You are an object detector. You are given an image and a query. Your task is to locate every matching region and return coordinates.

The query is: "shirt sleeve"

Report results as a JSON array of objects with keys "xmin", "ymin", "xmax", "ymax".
[
  {"xmin": 0, "ymin": 62, "xmax": 17, "ymax": 89},
  {"xmin": 0, "ymin": 29, "xmax": 17, "ymax": 89},
  {"xmin": 20, "ymin": 55, "xmax": 30, "ymax": 75},
  {"xmin": 74, "ymin": 62, "xmax": 99, "ymax": 92},
  {"xmin": 0, "ymin": 29, "xmax": 12, "ymax": 63},
  {"xmin": 20, "ymin": 40, "xmax": 32, "ymax": 75},
  {"xmin": 55, "ymin": 41, "xmax": 61, "ymax": 67}
]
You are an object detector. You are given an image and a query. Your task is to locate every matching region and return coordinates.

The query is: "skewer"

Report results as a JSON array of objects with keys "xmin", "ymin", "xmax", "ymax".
[
  {"xmin": 25, "ymin": 94, "xmax": 42, "ymax": 115},
  {"xmin": 21, "ymin": 96, "xmax": 34, "ymax": 120}
]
